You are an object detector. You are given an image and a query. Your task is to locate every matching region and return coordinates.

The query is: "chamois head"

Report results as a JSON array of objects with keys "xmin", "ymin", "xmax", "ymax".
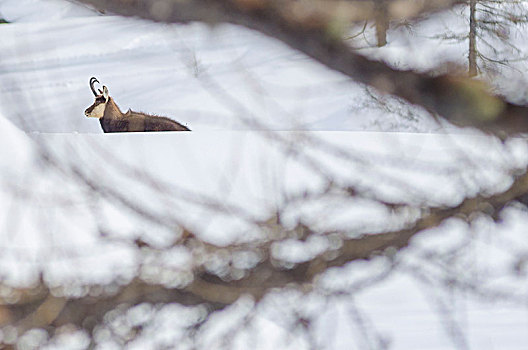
[{"xmin": 85, "ymin": 77, "xmax": 109, "ymax": 119}]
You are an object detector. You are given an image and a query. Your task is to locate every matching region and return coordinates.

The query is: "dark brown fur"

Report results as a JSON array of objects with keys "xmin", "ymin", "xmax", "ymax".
[{"xmin": 99, "ymin": 97, "xmax": 190, "ymax": 133}]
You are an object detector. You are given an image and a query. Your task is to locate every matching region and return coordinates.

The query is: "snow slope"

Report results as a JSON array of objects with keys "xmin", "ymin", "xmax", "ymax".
[
  {"xmin": 0, "ymin": 1, "xmax": 446, "ymax": 133},
  {"xmin": 0, "ymin": 0, "xmax": 94, "ymax": 22},
  {"xmin": 1, "ymin": 1, "xmax": 528, "ymax": 349}
]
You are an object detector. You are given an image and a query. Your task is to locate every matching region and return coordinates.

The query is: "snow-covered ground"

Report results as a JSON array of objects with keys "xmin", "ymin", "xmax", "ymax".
[
  {"xmin": 1, "ymin": 1, "xmax": 528, "ymax": 349},
  {"xmin": 0, "ymin": 0, "xmax": 451, "ymax": 133}
]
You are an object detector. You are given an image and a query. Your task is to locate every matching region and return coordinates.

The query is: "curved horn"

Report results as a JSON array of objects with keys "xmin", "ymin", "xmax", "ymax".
[{"xmin": 89, "ymin": 77, "xmax": 100, "ymax": 96}]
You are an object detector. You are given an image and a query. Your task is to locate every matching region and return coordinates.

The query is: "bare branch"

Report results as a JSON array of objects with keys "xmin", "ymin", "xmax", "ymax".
[{"xmin": 3, "ymin": 163, "xmax": 528, "ymax": 337}]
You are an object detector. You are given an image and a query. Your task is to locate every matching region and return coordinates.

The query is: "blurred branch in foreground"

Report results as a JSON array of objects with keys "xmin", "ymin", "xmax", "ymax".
[
  {"xmin": 2, "ymin": 130, "xmax": 528, "ymax": 346},
  {"xmin": 2, "ymin": 0, "xmax": 528, "ymax": 348}
]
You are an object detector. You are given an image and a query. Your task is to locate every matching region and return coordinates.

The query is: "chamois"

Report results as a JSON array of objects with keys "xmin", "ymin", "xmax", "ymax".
[{"xmin": 85, "ymin": 77, "xmax": 190, "ymax": 132}]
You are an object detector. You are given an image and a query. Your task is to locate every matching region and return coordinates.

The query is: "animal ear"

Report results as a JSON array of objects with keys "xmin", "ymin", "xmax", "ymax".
[{"xmin": 102, "ymin": 86, "xmax": 109, "ymax": 100}]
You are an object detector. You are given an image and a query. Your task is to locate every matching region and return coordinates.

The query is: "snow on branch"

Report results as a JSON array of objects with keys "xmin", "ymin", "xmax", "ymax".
[{"xmin": 2, "ymin": 139, "xmax": 528, "ymax": 338}]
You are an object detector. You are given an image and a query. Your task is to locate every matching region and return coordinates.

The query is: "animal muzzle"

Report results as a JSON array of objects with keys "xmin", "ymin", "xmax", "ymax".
[
  {"xmin": 85, "ymin": 102, "xmax": 106, "ymax": 118},
  {"xmin": 84, "ymin": 107, "xmax": 93, "ymax": 117}
]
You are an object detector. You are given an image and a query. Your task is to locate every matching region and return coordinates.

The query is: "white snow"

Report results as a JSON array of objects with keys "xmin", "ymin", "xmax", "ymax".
[
  {"xmin": 0, "ymin": 130, "xmax": 524, "ymax": 349},
  {"xmin": 0, "ymin": 1, "xmax": 447, "ymax": 133},
  {"xmin": 1, "ymin": 1, "xmax": 528, "ymax": 349},
  {"xmin": 0, "ymin": 0, "xmax": 94, "ymax": 22}
]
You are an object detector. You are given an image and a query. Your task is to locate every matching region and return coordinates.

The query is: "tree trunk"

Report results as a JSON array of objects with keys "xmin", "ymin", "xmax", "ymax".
[
  {"xmin": 468, "ymin": 0, "xmax": 478, "ymax": 77},
  {"xmin": 375, "ymin": 0, "xmax": 388, "ymax": 47}
]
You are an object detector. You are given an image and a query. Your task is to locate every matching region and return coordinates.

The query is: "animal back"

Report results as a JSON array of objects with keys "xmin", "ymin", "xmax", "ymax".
[
  {"xmin": 101, "ymin": 112, "xmax": 190, "ymax": 132},
  {"xmin": 143, "ymin": 115, "xmax": 190, "ymax": 131}
]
